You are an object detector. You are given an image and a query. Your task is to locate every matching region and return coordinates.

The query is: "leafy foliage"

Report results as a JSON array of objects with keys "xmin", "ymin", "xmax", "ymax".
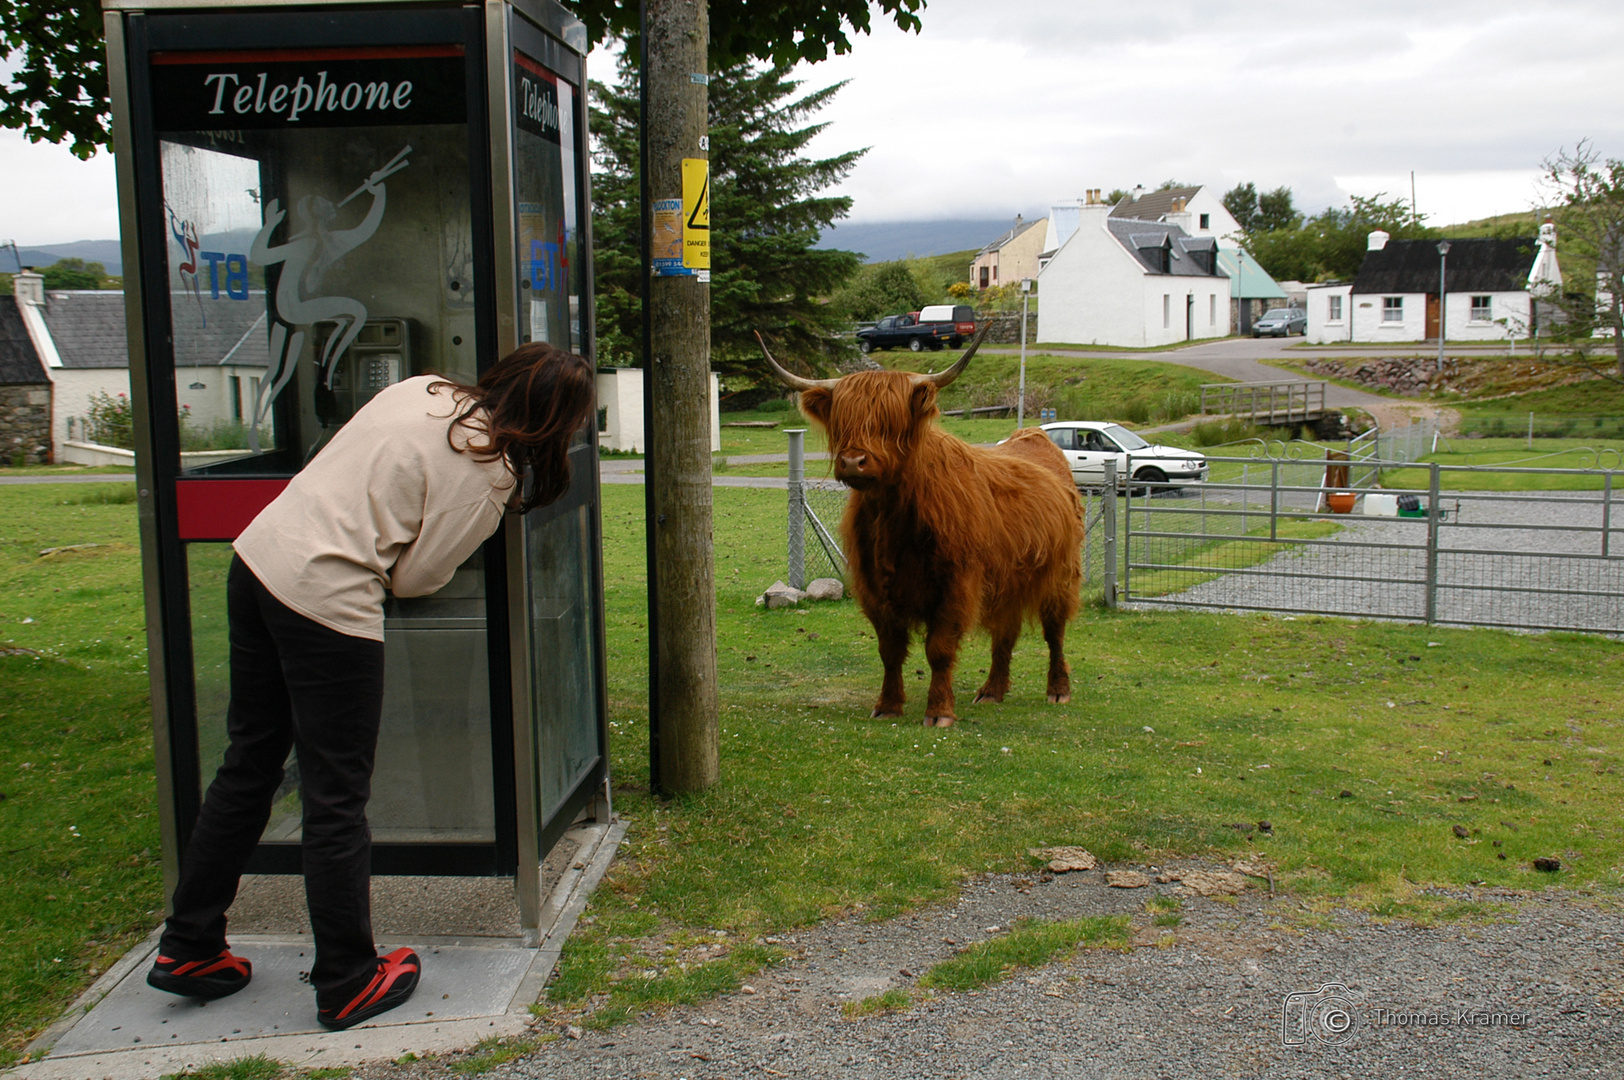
[
  {"xmin": 0, "ymin": 2, "xmax": 108, "ymax": 159},
  {"xmin": 590, "ymin": 59, "xmax": 863, "ymax": 376},
  {"xmin": 1244, "ymin": 193, "xmax": 1435, "ymax": 283},
  {"xmin": 1, "ymin": 1, "xmax": 926, "ymax": 154},
  {"xmin": 1223, "ymin": 182, "xmax": 1300, "ymax": 235},
  {"xmin": 1535, "ymin": 140, "xmax": 1624, "ymax": 381},
  {"xmin": 40, "ymin": 257, "xmax": 108, "ymax": 290},
  {"xmin": 828, "ymin": 260, "xmax": 927, "ymax": 322}
]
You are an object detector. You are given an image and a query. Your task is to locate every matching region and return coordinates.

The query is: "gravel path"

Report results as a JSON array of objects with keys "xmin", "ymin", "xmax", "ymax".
[
  {"xmin": 359, "ymin": 863, "xmax": 1623, "ymax": 1080},
  {"xmin": 1130, "ymin": 490, "xmax": 1624, "ymax": 634}
]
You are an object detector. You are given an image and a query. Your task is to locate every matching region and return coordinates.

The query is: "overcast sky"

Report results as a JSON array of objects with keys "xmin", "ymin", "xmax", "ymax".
[{"xmin": 3, "ymin": 0, "xmax": 1622, "ymax": 247}]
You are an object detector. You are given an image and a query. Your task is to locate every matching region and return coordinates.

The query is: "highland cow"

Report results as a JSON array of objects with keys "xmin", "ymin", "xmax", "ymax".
[{"xmin": 760, "ymin": 329, "xmax": 1083, "ymax": 726}]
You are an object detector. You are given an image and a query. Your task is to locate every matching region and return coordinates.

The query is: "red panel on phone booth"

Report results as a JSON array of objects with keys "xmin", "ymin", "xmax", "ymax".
[{"xmin": 175, "ymin": 479, "xmax": 289, "ymax": 541}]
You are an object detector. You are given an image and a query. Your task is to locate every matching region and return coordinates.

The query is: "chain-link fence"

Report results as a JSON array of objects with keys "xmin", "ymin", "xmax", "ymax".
[{"xmin": 785, "ymin": 429, "xmax": 847, "ymax": 588}]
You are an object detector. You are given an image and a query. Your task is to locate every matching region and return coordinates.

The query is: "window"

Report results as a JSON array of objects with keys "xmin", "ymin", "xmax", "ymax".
[
  {"xmin": 1382, "ymin": 297, "xmax": 1403, "ymax": 322},
  {"xmin": 229, "ymin": 375, "xmax": 243, "ymax": 421},
  {"xmin": 1471, "ymin": 295, "xmax": 1492, "ymax": 321},
  {"xmin": 1209, "ymin": 293, "xmax": 1217, "ymax": 326},
  {"xmin": 992, "ymin": 265, "xmax": 998, "ymax": 282},
  {"xmin": 1199, "ymin": 213, "xmax": 1210, "ymax": 230},
  {"xmin": 1328, "ymin": 295, "xmax": 1343, "ymax": 321},
  {"xmin": 1046, "ymin": 427, "xmax": 1076, "ymax": 451},
  {"xmin": 1163, "ymin": 294, "xmax": 1171, "ymax": 328}
]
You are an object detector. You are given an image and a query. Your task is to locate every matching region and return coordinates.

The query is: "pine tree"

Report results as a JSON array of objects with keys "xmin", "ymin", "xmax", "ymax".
[{"xmin": 590, "ymin": 59, "xmax": 864, "ymax": 377}]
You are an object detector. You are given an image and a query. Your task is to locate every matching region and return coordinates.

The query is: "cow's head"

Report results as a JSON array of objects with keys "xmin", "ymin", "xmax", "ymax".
[{"xmin": 758, "ymin": 325, "xmax": 989, "ymax": 489}]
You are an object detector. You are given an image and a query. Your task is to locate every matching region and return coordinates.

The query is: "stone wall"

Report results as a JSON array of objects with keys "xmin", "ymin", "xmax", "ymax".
[
  {"xmin": 1299, "ymin": 357, "xmax": 1460, "ymax": 398},
  {"xmin": 978, "ymin": 312, "xmax": 1040, "ymax": 345},
  {"xmin": 0, "ymin": 384, "xmax": 51, "ymax": 464}
]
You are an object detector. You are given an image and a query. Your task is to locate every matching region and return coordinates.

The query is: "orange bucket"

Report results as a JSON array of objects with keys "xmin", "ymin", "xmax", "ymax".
[{"xmin": 1325, "ymin": 492, "xmax": 1357, "ymax": 514}]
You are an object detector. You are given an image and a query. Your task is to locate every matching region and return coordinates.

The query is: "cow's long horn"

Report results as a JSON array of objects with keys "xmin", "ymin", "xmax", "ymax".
[
  {"xmin": 756, "ymin": 331, "xmax": 839, "ymax": 391},
  {"xmin": 917, "ymin": 321, "xmax": 992, "ymax": 389}
]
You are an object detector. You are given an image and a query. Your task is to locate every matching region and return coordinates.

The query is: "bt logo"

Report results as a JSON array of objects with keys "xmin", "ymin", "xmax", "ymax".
[{"xmin": 199, "ymin": 251, "xmax": 250, "ymax": 300}]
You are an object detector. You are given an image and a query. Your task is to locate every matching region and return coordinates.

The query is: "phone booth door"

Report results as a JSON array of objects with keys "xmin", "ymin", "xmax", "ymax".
[{"xmin": 112, "ymin": 3, "xmax": 529, "ymax": 888}]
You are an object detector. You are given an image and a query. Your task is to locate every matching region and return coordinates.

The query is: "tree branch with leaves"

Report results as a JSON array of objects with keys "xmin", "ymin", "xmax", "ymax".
[{"xmin": 1537, "ymin": 141, "xmax": 1624, "ymax": 383}]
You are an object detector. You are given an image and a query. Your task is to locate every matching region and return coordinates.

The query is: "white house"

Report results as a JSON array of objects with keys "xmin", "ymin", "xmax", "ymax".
[
  {"xmin": 1108, "ymin": 184, "xmax": 1289, "ymax": 332},
  {"xmin": 11, "ymin": 272, "xmax": 272, "ymax": 462},
  {"xmin": 1036, "ymin": 191, "xmax": 1231, "ymax": 347},
  {"xmin": 1108, "ymin": 184, "xmax": 1242, "ymax": 248},
  {"xmin": 11, "ymin": 270, "xmax": 719, "ymax": 461},
  {"xmin": 595, "ymin": 365, "xmax": 720, "ymax": 454},
  {"xmin": 1307, "ymin": 227, "xmax": 1561, "ymax": 344}
]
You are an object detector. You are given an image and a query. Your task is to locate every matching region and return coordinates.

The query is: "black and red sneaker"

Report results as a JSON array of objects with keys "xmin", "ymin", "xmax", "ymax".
[
  {"xmin": 317, "ymin": 947, "xmax": 421, "ymax": 1031},
  {"xmin": 146, "ymin": 949, "xmax": 253, "ymax": 1000}
]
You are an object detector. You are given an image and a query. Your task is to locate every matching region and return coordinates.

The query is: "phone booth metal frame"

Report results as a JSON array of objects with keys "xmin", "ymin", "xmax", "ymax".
[{"xmin": 104, "ymin": 0, "xmax": 609, "ymax": 932}]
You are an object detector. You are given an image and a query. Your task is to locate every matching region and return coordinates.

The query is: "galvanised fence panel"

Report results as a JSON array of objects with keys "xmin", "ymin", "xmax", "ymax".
[{"xmin": 1119, "ymin": 454, "xmax": 1624, "ymax": 635}]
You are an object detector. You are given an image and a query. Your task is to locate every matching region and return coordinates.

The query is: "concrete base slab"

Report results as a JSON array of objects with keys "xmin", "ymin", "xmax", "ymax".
[
  {"xmin": 12, "ymin": 819, "xmax": 626, "ymax": 1080},
  {"xmin": 51, "ymin": 938, "xmax": 537, "ymax": 1055}
]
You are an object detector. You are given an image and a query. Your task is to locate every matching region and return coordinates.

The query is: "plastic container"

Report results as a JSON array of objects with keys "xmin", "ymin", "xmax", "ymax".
[{"xmin": 1362, "ymin": 493, "xmax": 1398, "ymax": 516}]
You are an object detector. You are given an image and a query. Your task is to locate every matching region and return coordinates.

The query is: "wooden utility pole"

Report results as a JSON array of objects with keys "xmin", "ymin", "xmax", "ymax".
[{"xmin": 642, "ymin": 0, "xmax": 718, "ymax": 794}]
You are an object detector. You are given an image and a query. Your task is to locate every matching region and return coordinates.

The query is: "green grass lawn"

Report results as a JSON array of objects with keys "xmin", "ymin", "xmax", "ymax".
[
  {"xmin": 870, "ymin": 351, "xmax": 1224, "ymax": 427},
  {"xmin": 5, "ymin": 478, "xmax": 1624, "ymax": 1057},
  {"xmin": 0, "ymin": 484, "xmax": 162, "ymax": 1065}
]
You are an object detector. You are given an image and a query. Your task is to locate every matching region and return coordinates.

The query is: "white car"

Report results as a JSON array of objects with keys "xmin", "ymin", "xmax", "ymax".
[{"xmin": 1038, "ymin": 421, "xmax": 1208, "ymax": 489}]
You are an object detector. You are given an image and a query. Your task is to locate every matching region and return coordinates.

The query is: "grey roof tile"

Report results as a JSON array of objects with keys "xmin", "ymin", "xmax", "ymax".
[{"xmin": 0, "ymin": 303, "xmax": 49, "ymax": 385}]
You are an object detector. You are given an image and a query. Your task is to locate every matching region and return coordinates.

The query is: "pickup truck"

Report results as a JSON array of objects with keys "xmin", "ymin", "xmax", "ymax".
[
  {"xmin": 917, "ymin": 304, "xmax": 977, "ymax": 347},
  {"xmin": 855, "ymin": 313, "xmax": 956, "ymax": 354}
]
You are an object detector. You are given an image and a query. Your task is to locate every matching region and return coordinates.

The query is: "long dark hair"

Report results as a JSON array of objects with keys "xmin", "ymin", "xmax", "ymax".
[{"xmin": 431, "ymin": 343, "xmax": 595, "ymax": 513}]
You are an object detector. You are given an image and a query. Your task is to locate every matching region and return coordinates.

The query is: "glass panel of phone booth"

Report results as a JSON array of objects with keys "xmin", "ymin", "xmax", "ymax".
[
  {"xmin": 152, "ymin": 49, "xmax": 480, "ymax": 476},
  {"xmin": 153, "ymin": 43, "xmax": 499, "ymax": 848},
  {"xmin": 512, "ymin": 53, "xmax": 579, "ymax": 352},
  {"xmin": 511, "ymin": 36, "xmax": 598, "ymax": 826}
]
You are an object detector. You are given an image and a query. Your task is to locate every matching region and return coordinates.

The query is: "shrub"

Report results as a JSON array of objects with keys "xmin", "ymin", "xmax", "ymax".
[{"xmin": 84, "ymin": 391, "xmax": 134, "ymax": 448}]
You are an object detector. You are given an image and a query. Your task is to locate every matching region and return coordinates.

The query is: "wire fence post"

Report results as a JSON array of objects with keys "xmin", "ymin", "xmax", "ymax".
[
  {"xmin": 1102, "ymin": 459, "xmax": 1118, "ymax": 608},
  {"xmin": 786, "ymin": 428, "xmax": 806, "ymax": 589},
  {"xmin": 1424, "ymin": 462, "xmax": 1441, "ymax": 624}
]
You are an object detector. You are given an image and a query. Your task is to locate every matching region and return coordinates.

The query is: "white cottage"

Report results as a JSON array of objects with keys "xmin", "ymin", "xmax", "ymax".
[
  {"xmin": 1307, "ymin": 227, "xmax": 1560, "ymax": 344},
  {"xmin": 1037, "ymin": 192, "xmax": 1230, "ymax": 347}
]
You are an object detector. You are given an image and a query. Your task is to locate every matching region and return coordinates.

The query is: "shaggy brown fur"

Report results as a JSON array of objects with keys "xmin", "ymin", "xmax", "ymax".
[{"xmin": 796, "ymin": 370, "xmax": 1084, "ymax": 726}]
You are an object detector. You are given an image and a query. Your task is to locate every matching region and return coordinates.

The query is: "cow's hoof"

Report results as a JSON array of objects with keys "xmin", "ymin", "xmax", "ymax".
[
  {"xmin": 973, "ymin": 691, "xmax": 1005, "ymax": 704},
  {"xmin": 872, "ymin": 708, "xmax": 904, "ymax": 719},
  {"xmin": 1046, "ymin": 693, "xmax": 1072, "ymax": 704},
  {"xmin": 925, "ymin": 715, "xmax": 956, "ymax": 728}
]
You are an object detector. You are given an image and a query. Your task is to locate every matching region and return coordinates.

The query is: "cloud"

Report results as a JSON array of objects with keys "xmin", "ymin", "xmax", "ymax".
[
  {"xmin": 4, "ymin": 0, "xmax": 1624, "ymax": 245},
  {"xmin": 802, "ymin": 0, "xmax": 1624, "ymax": 224}
]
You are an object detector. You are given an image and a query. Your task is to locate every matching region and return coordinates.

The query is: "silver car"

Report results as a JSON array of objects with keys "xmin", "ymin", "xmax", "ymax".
[
  {"xmin": 1039, "ymin": 421, "xmax": 1207, "ymax": 489},
  {"xmin": 1253, "ymin": 307, "xmax": 1306, "ymax": 337}
]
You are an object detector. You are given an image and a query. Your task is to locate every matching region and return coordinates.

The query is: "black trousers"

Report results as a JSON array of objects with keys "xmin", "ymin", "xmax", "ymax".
[{"xmin": 160, "ymin": 555, "xmax": 385, "ymax": 997}]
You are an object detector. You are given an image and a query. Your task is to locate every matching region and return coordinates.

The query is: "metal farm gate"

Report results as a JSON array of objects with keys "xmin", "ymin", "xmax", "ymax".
[{"xmin": 1118, "ymin": 450, "xmax": 1624, "ymax": 635}]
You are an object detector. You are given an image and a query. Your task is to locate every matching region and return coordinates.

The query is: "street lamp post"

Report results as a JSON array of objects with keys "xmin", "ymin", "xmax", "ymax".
[
  {"xmin": 1437, "ymin": 239, "xmax": 1452, "ymax": 372},
  {"xmin": 1018, "ymin": 277, "xmax": 1033, "ymax": 427},
  {"xmin": 1235, "ymin": 248, "xmax": 1245, "ymax": 335}
]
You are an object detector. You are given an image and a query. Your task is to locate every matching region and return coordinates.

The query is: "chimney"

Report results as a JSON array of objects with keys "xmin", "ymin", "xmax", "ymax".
[
  {"xmin": 1131, "ymin": 184, "xmax": 1146, "ymax": 202},
  {"xmin": 1166, "ymin": 197, "xmax": 1192, "ymax": 234},
  {"xmin": 13, "ymin": 270, "xmax": 44, "ymax": 307},
  {"xmin": 1367, "ymin": 230, "xmax": 1390, "ymax": 251}
]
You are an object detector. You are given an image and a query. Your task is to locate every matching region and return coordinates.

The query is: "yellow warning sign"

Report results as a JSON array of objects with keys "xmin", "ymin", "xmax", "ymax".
[{"xmin": 682, "ymin": 157, "xmax": 710, "ymax": 270}]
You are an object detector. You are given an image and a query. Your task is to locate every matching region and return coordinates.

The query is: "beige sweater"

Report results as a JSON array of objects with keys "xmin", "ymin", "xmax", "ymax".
[{"xmin": 235, "ymin": 375, "xmax": 516, "ymax": 640}]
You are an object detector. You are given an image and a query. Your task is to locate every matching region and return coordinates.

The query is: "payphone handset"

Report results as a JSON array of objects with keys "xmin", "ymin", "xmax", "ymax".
[{"xmin": 314, "ymin": 317, "xmax": 412, "ymax": 430}]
